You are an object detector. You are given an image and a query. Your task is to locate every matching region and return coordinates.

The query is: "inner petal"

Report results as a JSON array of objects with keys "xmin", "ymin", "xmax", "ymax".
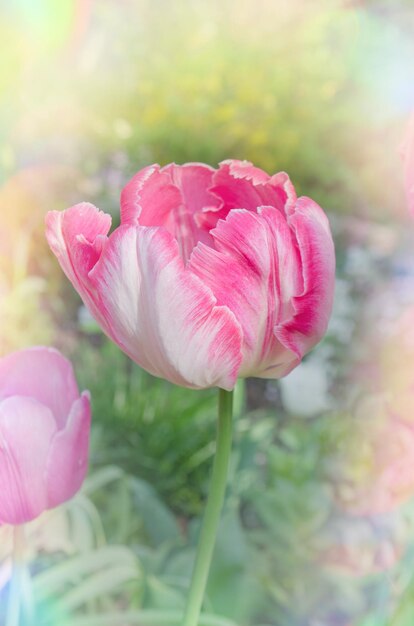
[
  {"xmin": 192, "ymin": 161, "xmax": 297, "ymax": 238},
  {"xmin": 208, "ymin": 160, "xmax": 296, "ymax": 216},
  {"xmin": 121, "ymin": 164, "xmax": 221, "ymax": 263},
  {"xmin": 162, "ymin": 163, "xmax": 219, "ymax": 262}
]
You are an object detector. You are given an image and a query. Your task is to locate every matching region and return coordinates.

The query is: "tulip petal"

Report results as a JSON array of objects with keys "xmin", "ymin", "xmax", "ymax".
[
  {"xmin": 46, "ymin": 202, "xmax": 111, "ymax": 281},
  {"xmin": 162, "ymin": 163, "xmax": 221, "ymax": 257},
  {"xmin": 162, "ymin": 163, "xmax": 219, "ymax": 214},
  {"xmin": 88, "ymin": 225, "xmax": 243, "ymax": 389},
  {"xmin": 46, "ymin": 392, "xmax": 91, "ymax": 508},
  {"xmin": 0, "ymin": 347, "xmax": 79, "ymax": 428},
  {"xmin": 45, "ymin": 203, "xmax": 119, "ymax": 341},
  {"xmin": 120, "ymin": 165, "xmax": 182, "ymax": 227},
  {"xmin": 275, "ymin": 197, "xmax": 335, "ymax": 356},
  {"xmin": 188, "ymin": 207, "xmax": 303, "ymax": 377},
  {"xmin": 122, "ymin": 163, "xmax": 218, "ymax": 261},
  {"xmin": 45, "ymin": 203, "xmax": 112, "ymax": 325},
  {"xmin": 0, "ymin": 397, "xmax": 57, "ymax": 525},
  {"xmin": 209, "ymin": 160, "xmax": 297, "ymax": 216}
]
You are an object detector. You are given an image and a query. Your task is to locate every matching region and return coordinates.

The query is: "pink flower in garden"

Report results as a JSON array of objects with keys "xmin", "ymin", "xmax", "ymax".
[
  {"xmin": 335, "ymin": 397, "xmax": 414, "ymax": 516},
  {"xmin": 0, "ymin": 347, "xmax": 91, "ymax": 525},
  {"xmin": 402, "ymin": 113, "xmax": 414, "ymax": 214},
  {"xmin": 46, "ymin": 160, "xmax": 335, "ymax": 390}
]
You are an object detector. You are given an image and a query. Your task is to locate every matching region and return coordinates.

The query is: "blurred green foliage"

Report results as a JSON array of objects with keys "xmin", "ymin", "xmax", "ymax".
[
  {"xmin": 68, "ymin": 0, "xmax": 411, "ymax": 218},
  {"xmin": 74, "ymin": 339, "xmax": 218, "ymax": 517},
  {"xmin": 67, "ymin": 333, "xmax": 382, "ymax": 625},
  {"xmin": 1, "ymin": 0, "xmax": 412, "ymax": 216}
]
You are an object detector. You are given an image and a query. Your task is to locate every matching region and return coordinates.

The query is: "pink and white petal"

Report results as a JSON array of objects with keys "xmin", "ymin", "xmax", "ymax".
[
  {"xmin": 0, "ymin": 347, "xmax": 79, "ymax": 428},
  {"xmin": 275, "ymin": 196, "xmax": 335, "ymax": 356},
  {"xmin": 0, "ymin": 396, "xmax": 57, "ymax": 525},
  {"xmin": 161, "ymin": 163, "xmax": 219, "ymax": 214},
  {"xmin": 209, "ymin": 160, "xmax": 297, "ymax": 216},
  {"xmin": 268, "ymin": 171, "xmax": 297, "ymax": 215},
  {"xmin": 221, "ymin": 160, "xmax": 270, "ymax": 184},
  {"xmin": 46, "ymin": 392, "xmax": 91, "ymax": 508},
  {"xmin": 88, "ymin": 225, "xmax": 243, "ymax": 389},
  {"xmin": 46, "ymin": 203, "xmax": 111, "ymax": 286},
  {"xmin": 188, "ymin": 207, "xmax": 302, "ymax": 378},
  {"xmin": 161, "ymin": 163, "xmax": 220, "ymax": 253},
  {"xmin": 258, "ymin": 353, "xmax": 301, "ymax": 379},
  {"xmin": 46, "ymin": 203, "xmax": 111, "ymax": 293},
  {"xmin": 46, "ymin": 204, "xmax": 115, "ymax": 336},
  {"xmin": 121, "ymin": 164, "xmax": 217, "ymax": 261},
  {"xmin": 120, "ymin": 165, "xmax": 182, "ymax": 228},
  {"xmin": 193, "ymin": 206, "xmax": 230, "ymax": 232}
]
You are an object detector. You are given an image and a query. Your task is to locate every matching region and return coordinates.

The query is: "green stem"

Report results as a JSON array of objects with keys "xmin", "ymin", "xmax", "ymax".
[{"xmin": 181, "ymin": 388, "xmax": 233, "ymax": 626}]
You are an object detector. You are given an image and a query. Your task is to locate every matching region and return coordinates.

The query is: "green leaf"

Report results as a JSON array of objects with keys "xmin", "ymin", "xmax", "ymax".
[
  {"xmin": 33, "ymin": 545, "xmax": 140, "ymax": 602},
  {"xmin": 130, "ymin": 477, "xmax": 180, "ymax": 546}
]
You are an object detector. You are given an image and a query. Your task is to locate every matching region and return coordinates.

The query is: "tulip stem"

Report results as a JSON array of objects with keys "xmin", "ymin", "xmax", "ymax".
[
  {"xmin": 6, "ymin": 525, "xmax": 34, "ymax": 626},
  {"xmin": 181, "ymin": 388, "xmax": 233, "ymax": 626}
]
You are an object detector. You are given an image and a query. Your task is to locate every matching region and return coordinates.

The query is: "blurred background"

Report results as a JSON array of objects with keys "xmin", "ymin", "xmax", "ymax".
[{"xmin": 1, "ymin": 0, "xmax": 414, "ymax": 624}]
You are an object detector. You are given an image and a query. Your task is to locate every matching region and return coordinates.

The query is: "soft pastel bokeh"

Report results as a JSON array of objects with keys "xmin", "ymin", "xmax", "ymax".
[{"xmin": 1, "ymin": 1, "xmax": 414, "ymax": 625}]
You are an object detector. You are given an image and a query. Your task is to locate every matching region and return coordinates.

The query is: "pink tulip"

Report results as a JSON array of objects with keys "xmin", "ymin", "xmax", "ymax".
[
  {"xmin": 46, "ymin": 160, "xmax": 335, "ymax": 390},
  {"xmin": 0, "ymin": 347, "xmax": 91, "ymax": 525}
]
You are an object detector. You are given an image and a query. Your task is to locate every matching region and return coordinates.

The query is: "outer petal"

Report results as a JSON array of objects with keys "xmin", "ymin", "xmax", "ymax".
[
  {"xmin": 275, "ymin": 197, "xmax": 335, "ymax": 357},
  {"xmin": 46, "ymin": 392, "xmax": 91, "ymax": 508},
  {"xmin": 188, "ymin": 207, "xmax": 303, "ymax": 378},
  {"xmin": 45, "ymin": 203, "xmax": 112, "ymax": 331},
  {"xmin": 0, "ymin": 347, "xmax": 79, "ymax": 428},
  {"xmin": 87, "ymin": 225, "xmax": 243, "ymax": 389},
  {"xmin": 0, "ymin": 396, "xmax": 57, "ymax": 525}
]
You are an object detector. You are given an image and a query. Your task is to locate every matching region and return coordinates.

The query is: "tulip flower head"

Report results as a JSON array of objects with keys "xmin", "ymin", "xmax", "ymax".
[
  {"xmin": 0, "ymin": 347, "xmax": 91, "ymax": 525},
  {"xmin": 46, "ymin": 160, "xmax": 335, "ymax": 390}
]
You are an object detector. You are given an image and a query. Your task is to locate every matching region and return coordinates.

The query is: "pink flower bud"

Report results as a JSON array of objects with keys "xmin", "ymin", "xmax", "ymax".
[{"xmin": 0, "ymin": 347, "xmax": 91, "ymax": 525}]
